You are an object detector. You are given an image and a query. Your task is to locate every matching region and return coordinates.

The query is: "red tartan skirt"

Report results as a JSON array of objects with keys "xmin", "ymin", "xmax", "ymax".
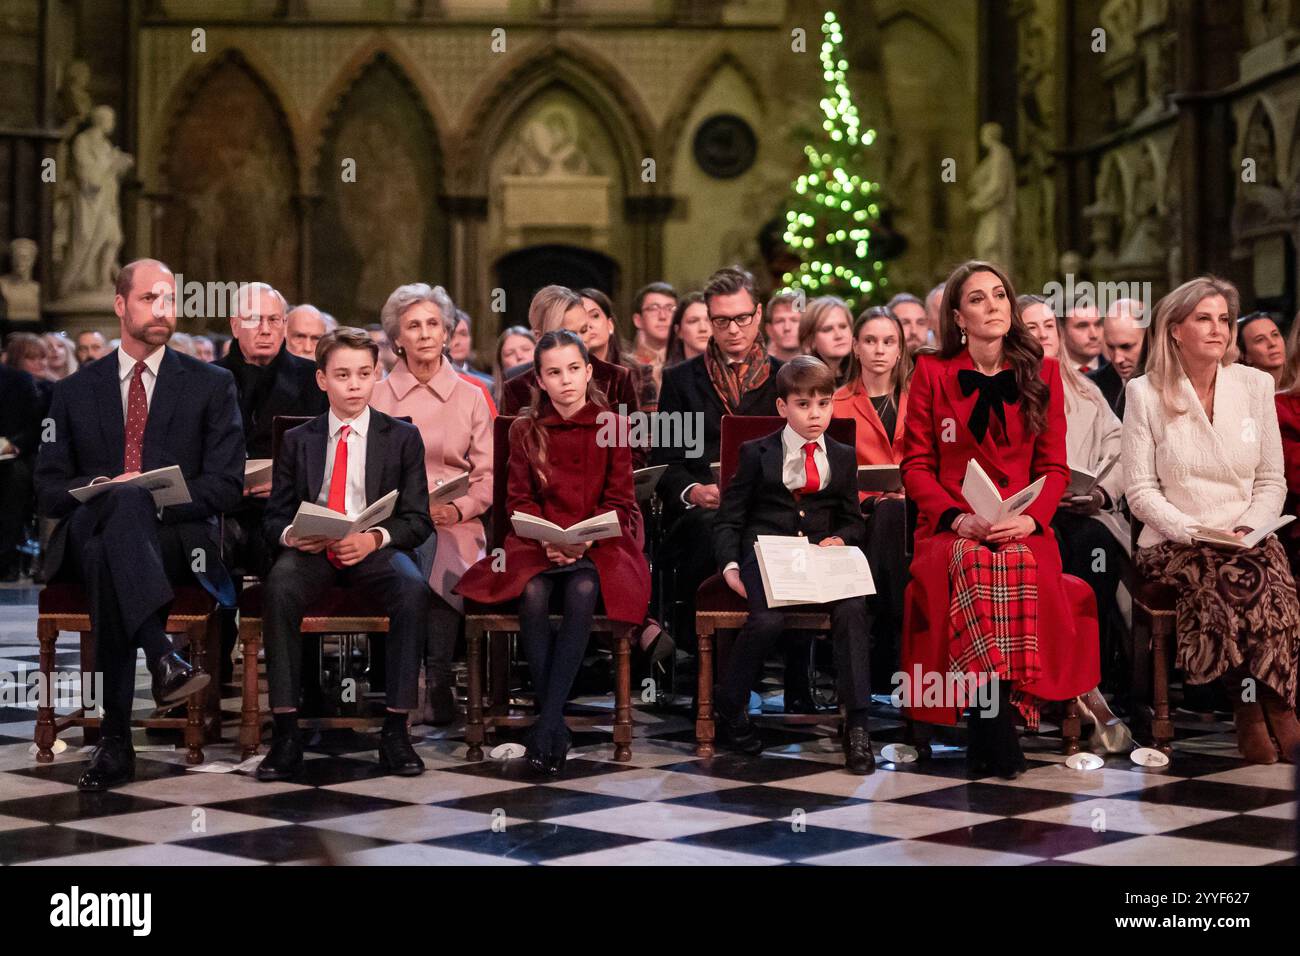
[{"xmin": 901, "ymin": 528, "xmax": 1100, "ymax": 727}]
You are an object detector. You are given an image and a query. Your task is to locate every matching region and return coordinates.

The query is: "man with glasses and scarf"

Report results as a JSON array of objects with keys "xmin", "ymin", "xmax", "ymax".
[{"xmin": 652, "ymin": 266, "xmax": 783, "ymax": 653}]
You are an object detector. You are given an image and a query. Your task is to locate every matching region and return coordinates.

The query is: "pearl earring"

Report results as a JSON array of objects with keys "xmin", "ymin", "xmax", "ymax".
[{"xmin": 960, "ymin": 329, "xmax": 967, "ymax": 345}]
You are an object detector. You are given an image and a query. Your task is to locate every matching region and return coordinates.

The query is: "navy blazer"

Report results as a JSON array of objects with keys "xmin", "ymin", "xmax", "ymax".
[
  {"xmin": 262, "ymin": 409, "xmax": 434, "ymax": 555},
  {"xmin": 712, "ymin": 428, "xmax": 865, "ymax": 570},
  {"xmin": 34, "ymin": 347, "xmax": 245, "ymax": 602}
]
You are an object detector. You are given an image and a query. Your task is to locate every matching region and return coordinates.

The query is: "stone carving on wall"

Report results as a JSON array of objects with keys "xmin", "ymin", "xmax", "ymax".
[
  {"xmin": 161, "ymin": 60, "xmax": 298, "ymax": 305},
  {"xmin": 0, "ymin": 238, "xmax": 41, "ymax": 322},
  {"xmin": 1084, "ymin": 156, "xmax": 1124, "ymax": 275},
  {"xmin": 504, "ymin": 106, "xmax": 596, "ymax": 177},
  {"xmin": 1117, "ymin": 144, "xmax": 1166, "ymax": 273},
  {"xmin": 1101, "ymin": 0, "xmax": 1140, "ymax": 57},
  {"xmin": 1246, "ymin": 0, "xmax": 1298, "ymax": 49},
  {"xmin": 1233, "ymin": 103, "xmax": 1289, "ymax": 246},
  {"xmin": 969, "ymin": 122, "xmax": 1016, "ymax": 269},
  {"xmin": 338, "ymin": 113, "xmax": 424, "ymax": 315},
  {"xmin": 1014, "ymin": 0, "xmax": 1058, "ymax": 288},
  {"xmin": 58, "ymin": 106, "xmax": 134, "ymax": 298},
  {"xmin": 311, "ymin": 57, "xmax": 439, "ymax": 322}
]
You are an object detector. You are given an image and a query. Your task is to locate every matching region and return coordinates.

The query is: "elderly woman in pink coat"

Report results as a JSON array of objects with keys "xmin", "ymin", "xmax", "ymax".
[{"xmin": 371, "ymin": 283, "xmax": 494, "ymax": 726}]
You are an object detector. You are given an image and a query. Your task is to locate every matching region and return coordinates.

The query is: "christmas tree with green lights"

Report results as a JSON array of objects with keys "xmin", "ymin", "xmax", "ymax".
[{"xmin": 780, "ymin": 10, "xmax": 887, "ymax": 309}]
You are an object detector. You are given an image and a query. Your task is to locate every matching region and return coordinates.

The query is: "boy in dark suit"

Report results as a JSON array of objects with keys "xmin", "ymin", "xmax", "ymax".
[
  {"xmin": 35, "ymin": 259, "xmax": 245, "ymax": 791},
  {"xmin": 258, "ymin": 328, "xmax": 434, "ymax": 781},
  {"xmin": 712, "ymin": 356, "xmax": 875, "ymax": 773}
]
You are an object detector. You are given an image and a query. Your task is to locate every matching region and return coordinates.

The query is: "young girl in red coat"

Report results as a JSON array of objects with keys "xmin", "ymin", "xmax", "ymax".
[
  {"xmin": 900, "ymin": 260, "xmax": 1099, "ymax": 778},
  {"xmin": 455, "ymin": 330, "xmax": 651, "ymax": 776}
]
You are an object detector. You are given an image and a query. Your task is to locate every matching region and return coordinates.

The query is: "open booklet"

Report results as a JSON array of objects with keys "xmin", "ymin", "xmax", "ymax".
[
  {"xmin": 244, "ymin": 458, "xmax": 273, "ymax": 491},
  {"xmin": 289, "ymin": 489, "xmax": 397, "ymax": 540},
  {"xmin": 1190, "ymin": 515, "xmax": 1296, "ymax": 550},
  {"xmin": 858, "ymin": 464, "xmax": 902, "ymax": 493},
  {"xmin": 511, "ymin": 510, "xmax": 622, "ymax": 546},
  {"xmin": 69, "ymin": 465, "xmax": 191, "ymax": 508},
  {"xmin": 960, "ymin": 458, "xmax": 1045, "ymax": 524},
  {"xmin": 1067, "ymin": 452, "xmax": 1119, "ymax": 498},
  {"xmin": 430, "ymin": 470, "xmax": 470, "ymax": 505},
  {"xmin": 754, "ymin": 535, "xmax": 875, "ymax": 608}
]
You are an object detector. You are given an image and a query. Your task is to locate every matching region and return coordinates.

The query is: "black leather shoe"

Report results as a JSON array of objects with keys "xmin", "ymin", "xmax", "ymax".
[
  {"xmin": 428, "ymin": 684, "xmax": 457, "ymax": 727},
  {"xmin": 784, "ymin": 693, "xmax": 818, "ymax": 715},
  {"xmin": 77, "ymin": 736, "xmax": 135, "ymax": 792},
  {"xmin": 715, "ymin": 692, "xmax": 763, "ymax": 756},
  {"xmin": 151, "ymin": 652, "xmax": 210, "ymax": 708},
  {"xmin": 542, "ymin": 727, "xmax": 572, "ymax": 777},
  {"xmin": 378, "ymin": 726, "xmax": 424, "ymax": 776},
  {"xmin": 843, "ymin": 726, "xmax": 876, "ymax": 775},
  {"xmin": 256, "ymin": 733, "xmax": 304, "ymax": 781}
]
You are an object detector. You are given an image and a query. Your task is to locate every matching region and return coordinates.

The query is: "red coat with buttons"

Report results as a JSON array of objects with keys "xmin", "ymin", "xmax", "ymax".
[
  {"xmin": 899, "ymin": 351, "xmax": 1099, "ymax": 724},
  {"xmin": 454, "ymin": 401, "xmax": 650, "ymax": 623}
]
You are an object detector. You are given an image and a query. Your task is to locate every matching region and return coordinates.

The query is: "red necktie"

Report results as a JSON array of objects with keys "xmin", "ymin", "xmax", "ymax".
[
  {"xmin": 800, "ymin": 441, "xmax": 821, "ymax": 494},
  {"xmin": 1078, "ymin": 364, "xmax": 1089, "ymax": 375},
  {"xmin": 325, "ymin": 424, "xmax": 350, "ymax": 568},
  {"xmin": 124, "ymin": 361, "xmax": 148, "ymax": 473}
]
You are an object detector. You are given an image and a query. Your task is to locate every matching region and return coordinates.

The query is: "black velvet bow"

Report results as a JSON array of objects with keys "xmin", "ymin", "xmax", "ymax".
[{"xmin": 957, "ymin": 368, "xmax": 1019, "ymax": 444}]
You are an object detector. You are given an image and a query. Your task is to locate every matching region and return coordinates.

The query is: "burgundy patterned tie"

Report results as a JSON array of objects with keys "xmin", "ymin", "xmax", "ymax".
[{"xmin": 124, "ymin": 361, "xmax": 148, "ymax": 472}]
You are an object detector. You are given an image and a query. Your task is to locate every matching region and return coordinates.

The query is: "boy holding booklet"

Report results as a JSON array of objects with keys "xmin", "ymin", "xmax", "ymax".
[
  {"xmin": 712, "ymin": 356, "xmax": 875, "ymax": 773},
  {"xmin": 456, "ymin": 331, "xmax": 650, "ymax": 776},
  {"xmin": 256, "ymin": 328, "xmax": 434, "ymax": 781}
]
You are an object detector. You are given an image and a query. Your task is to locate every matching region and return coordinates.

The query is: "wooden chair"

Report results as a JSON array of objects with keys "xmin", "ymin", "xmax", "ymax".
[
  {"xmin": 34, "ymin": 580, "xmax": 223, "ymax": 765},
  {"xmin": 1127, "ymin": 518, "xmax": 1175, "ymax": 754},
  {"xmin": 462, "ymin": 415, "xmax": 636, "ymax": 762},
  {"xmin": 693, "ymin": 415, "xmax": 858, "ymax": 758},
  {"xmin": 239, "ymin": 414, "xmax": 398, "ymax": 757}
]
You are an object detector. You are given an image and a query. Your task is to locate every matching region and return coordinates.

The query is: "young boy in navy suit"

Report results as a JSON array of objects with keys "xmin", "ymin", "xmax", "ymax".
[
  {"xmin": 712, "ymin": 355, "xmax": 875, "ymax": 773},
  {"xmin": 258, "ymin": 328, "xmax": 434, "ymax": 781}
]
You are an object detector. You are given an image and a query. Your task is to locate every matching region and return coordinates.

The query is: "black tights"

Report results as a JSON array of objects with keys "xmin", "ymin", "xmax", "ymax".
[{"xmin": 518, "ymin": 564, "xmax": 601, "ymax": 744}]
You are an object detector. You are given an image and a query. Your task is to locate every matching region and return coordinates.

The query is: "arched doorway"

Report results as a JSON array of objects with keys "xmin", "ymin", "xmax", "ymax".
[{"xmin": 494, "ymin": 244, "xmax": 619, "ymax": 332}]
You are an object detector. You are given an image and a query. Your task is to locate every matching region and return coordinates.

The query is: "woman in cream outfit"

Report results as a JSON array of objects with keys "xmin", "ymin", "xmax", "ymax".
[{"xmin": 1122, "ymin": 276, "xmax": 1300, "ymax": 764}]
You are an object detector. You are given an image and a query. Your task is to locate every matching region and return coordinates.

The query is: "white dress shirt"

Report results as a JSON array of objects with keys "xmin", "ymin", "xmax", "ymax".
[
  {"xmin": 282, "ymin": 406, "xmax": 391, "ymax": 548},
  {"xmin": 117, "ymin": 345, "xmax": 166, "ymax": 415},
  {"xmin": 723, "ymin": 425, "xmax": 832, "ymax": 574}
]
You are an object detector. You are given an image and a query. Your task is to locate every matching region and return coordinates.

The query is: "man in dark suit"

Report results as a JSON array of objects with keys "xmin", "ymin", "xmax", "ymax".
[
  {"xmin": 34, "ymin": 259, "xmax": 245, "ymax": 791},
  {"xmin": 1088, "ymin": 298, "xmax": 1147, "ymax": 418},
  {"xmin": 0, "ymin": 362, "xmax": 41, "ymax": 580},
  {"xmin": 257, "ymin": 328, "xmax": 434, "ymax": 782},
  {"xmin": 652, "ymin": 266, "xmax": 782, "ymax": 651},
  {"xmin": 712, "ymin": 356, "xmax": 873, "ymax": 772},
  {"xmin": 214, "ymin": 282, "xmax": 327, "ymax": 683}
]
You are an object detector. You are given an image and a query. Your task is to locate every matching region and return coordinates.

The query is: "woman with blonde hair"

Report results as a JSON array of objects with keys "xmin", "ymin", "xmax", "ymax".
[
  {"xmin": 798, "ymin": 296, "xmax": 854, "ymax": 387},
  {"xmin": 42, "ymin": 333, "xmax": 78, "ymax": 380},
  {"xmin": 500, "ymin": 285, "xmax": 639, "ymax": 420},
  {"xmin": 1123, "ymin": 276, "xmax": 1300, "ymax": 763}
]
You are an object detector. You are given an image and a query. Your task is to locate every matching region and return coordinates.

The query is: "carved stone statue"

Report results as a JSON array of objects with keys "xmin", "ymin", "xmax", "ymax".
[
  {"xmin": 58, "ymin": 105, "xmax": 134, "ymax": 297},
  {"xmin": 0, "ymin": 238, "xmax": 40, "ymax": 322},
  {"xmin": 1100, "ymin": 0, "xmax": 1139, "ymax": 57},
  {"xmin": 507, "ymin": 106, "xmax": 594, "ymax": 177},
  {"xmin": 52, "ymin": 60, "xmax": 93, "ymax": 275},
  {"xmin": 968, "ymin": 122, "xmax": 1016, "ymax": 269}
]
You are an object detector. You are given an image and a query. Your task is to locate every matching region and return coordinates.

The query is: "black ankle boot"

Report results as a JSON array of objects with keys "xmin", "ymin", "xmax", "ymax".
[{"xmin": 987, "ymin": 683, "xmax": 1027, "ymax": 779}]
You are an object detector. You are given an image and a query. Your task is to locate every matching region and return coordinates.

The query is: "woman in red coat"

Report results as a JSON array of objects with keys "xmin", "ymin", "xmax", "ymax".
[
  {"xmin": 455, "ymin": 330, "xmax": 650, "ymax": 776},
  {"xmin": 900, "ymin": 260, "xmax": 1099, "ymax": 777},
  {"xmin": 1274, "ymin": 330, "xmax": 1300, "ymax": 574}
]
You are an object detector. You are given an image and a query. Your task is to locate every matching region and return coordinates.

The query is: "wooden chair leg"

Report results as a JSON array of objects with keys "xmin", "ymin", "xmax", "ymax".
[
  {"xmin": 239, "ymin": 618, "xmax": 262, "ymax": 759},
  {"xmin": 1151, "ymin": 615, "xmax": 1174, "ymax": 755},
  {"xmin": 613, "ymin": 626, "xmax": 632, "ymax": 762},
  {"xmin": 34, "ymin": 617, "xmax": 58, "ymax": 763},
  {"xmin": 203, "ymin": 609, "xmax": 223, "ymax": 742},
  {"xmin": 79, "ymin": 631, "xmax": 100, "ymax": 749},
  {"xmin": 695, "ymin": 624, "xmax": 715, "ymax": 758},
  {"xmin": 1062, "ymin": 697, "xmax": 1081, "ymax": 755},
  {"xmin": 465, "ymin": 621, "xmax": 485, "ymax": 761},
  {"xmin": 184, "ymin": 620, "xmax": 206, "ymax": 764},
  {"xmin": 1130, "ymin": 609, "xmax": 1154, "ymax": 746}
]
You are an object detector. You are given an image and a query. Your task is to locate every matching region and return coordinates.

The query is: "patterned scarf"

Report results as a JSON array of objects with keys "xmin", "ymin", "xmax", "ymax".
[{"xmin": 704, "ymin": 336, "xmax": 772, "ymax": 414}]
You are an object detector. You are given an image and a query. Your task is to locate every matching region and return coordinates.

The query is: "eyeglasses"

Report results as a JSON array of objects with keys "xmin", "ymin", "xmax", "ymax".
[
  {"xmin": 240, "ymin": 315, "xmax": 285, "ymax": 330},
  {"xmin": 710, "ymin": 308, "xmax": 759, "ymax": 331},
  {"xmin": 640, "ymin": 303, "xmax": 675, "ymax": 315}
]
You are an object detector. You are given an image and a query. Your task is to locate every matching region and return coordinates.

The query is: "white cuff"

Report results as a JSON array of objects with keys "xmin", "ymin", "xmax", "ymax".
[
  {"xmin": 366, "ymin": 526, "xmax": 392, "ymax": 549},
  {"xmin": 723, "ymin": 561, "xmax": 739, "ymax": 575},
  {"xmin": 680, "ymin": 482, "xmax": 699, "ymax": 508}
]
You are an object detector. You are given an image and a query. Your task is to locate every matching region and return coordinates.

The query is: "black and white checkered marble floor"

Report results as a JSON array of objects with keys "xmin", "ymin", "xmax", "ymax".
[{"xmin": 0, "ymin": 586, "xmax": 1296, "ymax": 866}]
